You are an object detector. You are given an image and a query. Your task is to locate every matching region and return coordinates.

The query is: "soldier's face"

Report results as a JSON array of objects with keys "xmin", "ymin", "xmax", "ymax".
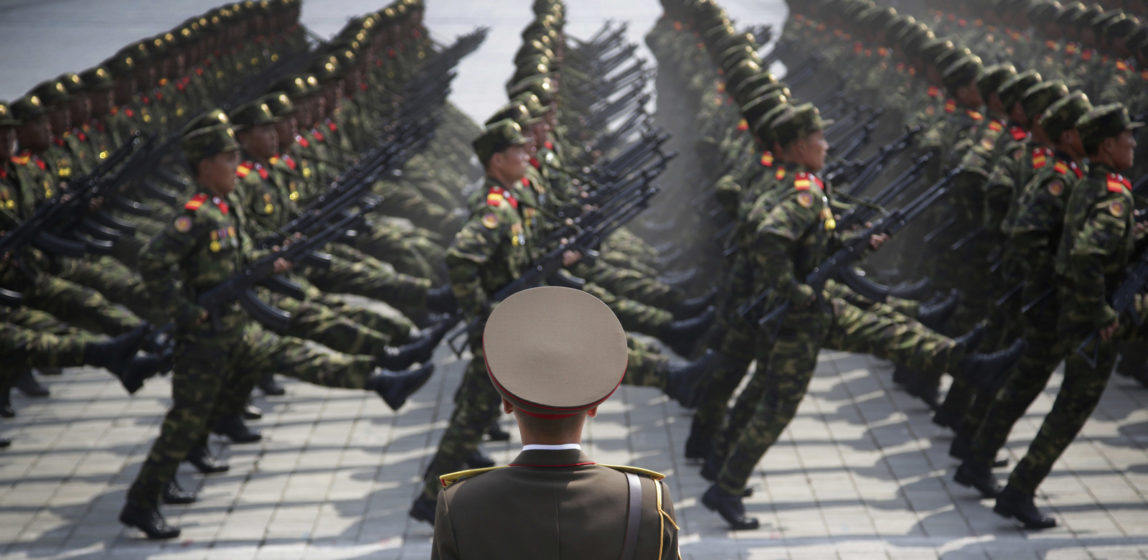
[
  {"xmin": 492, "ymin": 145, "xmax": 530, "ymax": 182},
  {"xmin": 198, "ymin": 150, "xmax": 241, "ymax": 195},
  {"xmin": 69, "ymin": 95, "xmax": 91, "ymax": 125},
  {"xmin": 275, "ymin": 119, "xmax": 297, "ymax": 149},
  {"xmin": 17, "ymin": 117, "xmax": 50, "ymax": 152},
  {"xmin": 1106, "ymin": 130, "xmax": 1137, "ymax": 171},
  {"xmin": 0, "ymin": 127, "xmax": 16, "ymax": 158},
  {"xmin": 241, "ymin": 125, "xmax": 278, "ymax": 161},
  {"xmin": 794, "ymin": 130, "xmax": 829, "ymax": 172}
]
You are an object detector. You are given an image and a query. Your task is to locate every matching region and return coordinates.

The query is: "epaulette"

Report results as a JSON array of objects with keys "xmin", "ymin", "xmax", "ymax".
[
  {"xmin": 184, "ymin": 192, "xmax": 209, "ymax": 211},
  {"xmin": 236, "ymin": 163, "xmax": 252, "ymax": 178},
  {"xmin": 599, "ymin": 464, "xmax": 666, "ymax": 480},
  {"xmin": 53, "ymin": 138, "xmax": 65, "ymax": 148},
  {"xmin": 1010, "ymin": 126, "xmax": 1028, "ymax": 141},
  {"xmin": 775, "ymin": 167, "xmax": 786, "ymax": 181},
  {"xmin": 487, "ymin": 186, "xmax": 519, "ymax": 209},
  {"xmin": 737, "ymin": 119, "xmax": 748, "ymax": 132},
  {"xmin": 1053, "ymin": 160, "xmax": 1068, "ymax": 175},
  {"xmin": 544, "ymin": 141, "xmax": 554, "ymax": 150},
  {"xmin": 327, "ymin": 121, "xmax": 337, "ymax": 132},
  {"xmin": 760, "ymin": 151, "xmax": 774, "ymax": 168},
  {"xmin": 793, "ymin": 171, "xmax": 823, "ymax": 191},
  {"xmin": 966, "ymin": 109, "xmax": 983, "ymax": 121},
  {"xmin": 1081, "ymin": 50, "xmax": 1093, "ymax": 62},
  {"xmin": 1116, "ymin": 60, "xmax": 1129, "ymax": 72},
  {"xmin": 312, "ymin": 131, "xmax": 325, "ymax": 143},
  {"xmin": 10, "ymin": 154, "xmax": 30, "ymax": 166},
  {"xmin": 988, "ymin": 120, "xmax": 1004, "ymax": 133},
  {"xmin": 295, "ymin": 135, "xmax": 310, "ymax": 148},
  {"xmin": 1107, "ymin": 172, "xmax": 1131, "ymax": 193},
  {"xmin": 1065, "ymin": 44, "xmax": 1078, "ymax": 56},
  {"xmin": 927, "ymin": 86, "xmax": 941, "ymax": 98},
  {"xmin": 1031, "ymin": 148, "xmax": 1050, "ymax": 169},
  {"xmin": 440, "ymin": 466, "xmax": 507, "ymax": 489},
  {"xmin": 944, "ymin": 99, "xmax": 957, "ymax": 114}
]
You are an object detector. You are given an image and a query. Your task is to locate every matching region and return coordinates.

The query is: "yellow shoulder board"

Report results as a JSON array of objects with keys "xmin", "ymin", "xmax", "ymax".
[
  {"xmin": 598, "ymin": 464, "xmax": 666, "ymax": 480},
  {"xmin": 440, "ymin": 466, "xmax": 507, "ymax": 489}
]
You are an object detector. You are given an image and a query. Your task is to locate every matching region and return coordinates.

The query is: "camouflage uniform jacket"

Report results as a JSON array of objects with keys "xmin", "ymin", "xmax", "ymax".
[
  {"xmin": 235, "ymin": 157, "xmax": 296, "ymax": 238},
  {"xmin": 1005, "ymin": 151, "xmax": 1085, "ymax": 281},
  {"xmin": 447, "ymin": 176, "xmax": 533, "ymax": 320},
  {"xmin": 1054, "ymin": 163, "xmax": 1139, "ymax": 329},
  {"xmin": 138, "ymin": 187, "xmax": 256, "ymax": 332},
  {"xmin": 751, "ymin": 166, "xmax": 840, "ymax": 304}
]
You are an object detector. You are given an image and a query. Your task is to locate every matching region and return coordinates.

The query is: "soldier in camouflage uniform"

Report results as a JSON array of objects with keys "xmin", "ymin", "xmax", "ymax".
[
  {"xmin": 700, "ymin": 105, "xmax": 1026, "ymax": 531},
  {"xmin": 954, "ymin": 92, "xmax": 1093, "ymax": 502},
  {"xmin": 984, "ymin": 105, "xmax": 1145, "ymax": 530},
  {"xmin": 409, "ymin": 120, "xmax": 711, "ymax": 525},
  {"xmin": 119, "ymin": 110, "xmax": 433, "ymax": 540}
]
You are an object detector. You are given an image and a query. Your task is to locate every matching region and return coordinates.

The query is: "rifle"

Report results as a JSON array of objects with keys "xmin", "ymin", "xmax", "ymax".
[
  {"xmin": 742, "ymin": 168, "xmax": 957, "ymax": 329},
  {"xmin": 1074, "ymin": 247, "xmax": 1148, "ymax": 367},
  {"xmin": 0, "ymin": 134, "xmax": 143, "ymax": 259},
  {"xmin": 835, "ymin": 153, "xmax": 932, "ymax": 231},
  {"xmin": 446, "ymin": 181, "xmax": 661, "ymax": 356},
  {"xmin": 832, "ymin": 125, "xmax": 922, "ymax": 193},
  {"xmin": 197, "ymin": 198, "xmax": 380, "ymax": 332}
]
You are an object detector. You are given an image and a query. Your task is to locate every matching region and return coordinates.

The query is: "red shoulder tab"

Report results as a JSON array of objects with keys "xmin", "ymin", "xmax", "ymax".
[
  {"xmin": 927, "ymin": 86, "xmax": 940, "ymax": 98},
  {"xmin": 988, "ymin": 119, "xmax": 1004, "ymax": 132},
  {"xmin": 760, "ymin": 151, "xmax": 774, "ymax": 167},
  {"xmin": 944, "ymin": 99, "xmax": 956, "ymax": 114},
  {"xmin": 1107, "ymin": 173, "xmax": 1131, "ymax": 192},
  {"xmin": 184, "ymin": 192, "xmax": 208, "ymax": 211},
  {"xmin": 1031, "ymin": 148, "xmax": 1050, "ymax": 169},
  {"xmin": 965, "ymin": 109, "xmax": 983, "ymax": 121},
  {"xmin": 794, "ymin": 172, "xmax": 812, "ymax": 191},
  {"xmin": 1009, "ymin": 126, "xmax": 1028, "ymax": 141},
  {"xmin": 544, "ymin": 141, "xmax": 554, "ymax": 150},
  {"xmin": 256, "ymin": 164, "xmax": 269, "ymax": 180},
  {"xmin": 529, "ymin": 157, "xmax": 541, "ymax": 169},
  {"xmin": 236, "ymin": 162, "xmax": 253, "ymax": 178},
  {"xmin": 327, "ymin": 121, "xmax": 337, "ymax": 132}
]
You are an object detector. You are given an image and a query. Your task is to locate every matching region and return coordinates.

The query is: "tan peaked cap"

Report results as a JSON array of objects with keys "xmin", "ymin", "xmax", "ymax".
[{"xmin": 483, "ymin": 287, "xmax": 629, "ymax": 418}]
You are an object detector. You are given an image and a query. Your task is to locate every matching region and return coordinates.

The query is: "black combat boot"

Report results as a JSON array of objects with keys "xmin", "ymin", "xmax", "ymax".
[
  {"xmin": 376, "ymin": 321, "xmax": 449, "ymax": 370},
  {"xmin": 213, "ymin": 414, "xmax": 262, "ymax": 444},
  {"xmin": 684, "ymin": 418, "xmax": 714, "ymax": 460},
  {"xmin": 161, "ymin": 479, "xmax": 198, "ymax": 505},
  {"xmin": 953, "ymin": 462, "xmax": 1003, "ymax": 498},
  {"xmin": 917, "ymin": 289, "xmax": 960, "ymax": 330},
  {"xmin": 116, "ymin": 350, "xmax": 171, "ymax": 394},
  {"xmin": 463, "ymin": 449, "xmax": 495, "ymax": 469},
  {"xmin": 664, "ymin": 350, "xmax": 715, "ymax": 408},
  {"xmin": 367, "ymin": 364, "xmax": 435, "ymax": 411},
  {"xmin": 959, "ymin": 339, "xmax": 1026, "ymax": 393},
  {"xmin": 82, "ymin": 325, "xmax": 150, "ymax": 376},
  {"xmin": 486, "ymin": 420, "xmax": 511, "ymax": 442},
  {"xmin": 14, "ymin": 370, "xmax": 49, "ymax": 397},
  {"xmin": 409, "ymin": 492, "xmax": 437, "ymax": 525},
  {"xmin": 702, "ymin": 484, "xmax": 759, "ymax": 530},
  {"xmin": 951, "ymin": 321, "xmax": 988, "ymax": 354},
  {"xmin": 258, "ymin": 373, "xmax": 285, "ymax": 396},
  {"xmin": 659, "ymin": 306, "xmax": 715, "ymax": 356},
  {"xmin": 994, "ymin": 484, "xmax": 1056, "ymax": 529},
  {"xmin": 119, "ymin": 503, "xmax": 180, "ymax": 539},
  {"xmin": 425, "ymin": 284, "xmax": 457, "ymax": 313},
  {"xmin": 186, "ymin": 445, "xmax": 229, "ymax": 474},
  {"xmin": 673, "ymin": 288, "xmax": 718, "ymax": 319}
]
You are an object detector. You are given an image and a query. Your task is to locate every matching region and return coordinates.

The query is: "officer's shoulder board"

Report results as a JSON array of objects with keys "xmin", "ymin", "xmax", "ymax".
[
  {"xmin": 440, "ymin": 466, "xmax": 507, "ymax": 489},
  {"xmin": 184, "ymin": 193, "xmax": 209, "ymax": 212},
  {"xmin": 598, "ymin": 463, "xmax": 666, "ymax": 481}
]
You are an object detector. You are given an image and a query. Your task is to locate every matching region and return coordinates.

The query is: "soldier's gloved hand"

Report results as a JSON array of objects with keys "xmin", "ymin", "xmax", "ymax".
[
  {"xmin": 791, "ymin": 283, "xmax": 817, "ymax": 309},
  {"xmin": 273, "ymin": 257, "xmax": 293, "ymax": 274},
  {"xmin": 869, "ymin": 233, "xmax": 889, "ymax": 250}
]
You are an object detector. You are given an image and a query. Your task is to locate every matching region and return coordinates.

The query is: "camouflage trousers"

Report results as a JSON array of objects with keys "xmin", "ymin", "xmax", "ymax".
[
  {"xmin": 601, "ymin": 227, "xmax": 659, "ymax": 270},
  {"xmin": 583, "ymin": 282, "xmax": 674, "ymax": 338},
  {"xmin": 1004, "ymin": 288, "xmax": 1147, "ymax": 495},
  {"xmin": 371, "ymin": 179, "xmax": 461, "ymax": 236},
  {"xmin": 966, "ymin": 280, "xmax": 1064, "ymax": 469},
  {"xmin": 0, "ymin": 322, "xmax": 90, "ymax": 370},
  {"xmin": 1, "ymin": 263, "xmax": 142, "ymax": 336},
  {"xmin": 262, "ymin": 289, "xmax": 399, "ymax": 355},
  {"xmin": 303, "ymin": 250, "xmax": 430, "ymax": 320},
  {"xmin": 575, "ymin": 259, "xmax": 681, "ymax": 310},
  {"xmin": 716, "ymin": 296, "xmax": 961, "ymax": 493},
  {"xmin": 128, "ymin": 313, "xmax": 376, "ymax": 508},
  {"xmin": 53, "ymin": 255, "xmax": 163, "ymax": 324},
  {"xmin": 354, "ymin": 218, "xmax": 447, "ymax": 281}
]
